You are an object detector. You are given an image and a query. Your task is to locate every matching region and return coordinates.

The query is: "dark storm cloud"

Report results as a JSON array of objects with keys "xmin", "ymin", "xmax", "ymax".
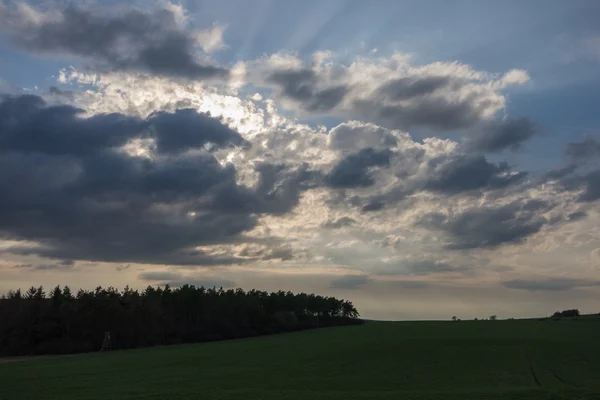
[
  {"xmin": 418, "ymin": 200, "xmax": 548, "ymax": 250},
  {"xmin": 423, "ymin": 155, "xmax": 526, "ymax": 194},
  {"xmin": 0, "ymin": 95, "xmax": 307, "ymax": 265},
  {"xmin": 0, "ymin": 95, "xmax": 246, "ymax": 155},
  {"xmin": 148, "ymin": 109, "xmax": 249, "ymax": 154},
  {"xmin": 1, "ymin": 151, "xmax": 259, "ymax": 265},
  {"xmin": 0, "ymin": 94, "xmax": 141, "ymax": 155},
  {"xmin": 464, "ymin": 118, "xmax": 537, "ymax": 153},
  {"xmin": 502, "ymin": 278, "xmax": 600, "ymax": 292},
  {"xmin": 0, "ymin": 5, "xmax": 227, "ymax": 79},
  {"xmin": 253, "ymin": 162, "xmax": 320, "ymax": 214},
  {"xmin": 330, "ymin": 275, "xmax": 370, "ymax": 290},
  {"xmin": 267, "ymin": 69, "xmax": 347, "ymax": 112},
  {"xmin": 326, "ymin": 148, "xmax": 392, "ymax": 188},
  {"xmin": 565, "ymin": 137, "xmax": 600, "ymax": 159}
]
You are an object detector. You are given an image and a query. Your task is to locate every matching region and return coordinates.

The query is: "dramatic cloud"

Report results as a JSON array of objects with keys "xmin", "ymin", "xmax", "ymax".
[
  {"xmin": 0, "ymin": 3, "xmax": 227, "ymax": 79},
  {"xmin": 148, "ymin": 108, "xmax": 249, "ymax": 154},
  {"xmin": 0, "ymin": 0, "xmax": 599, "ymax": 322},
  {"xmin": 503, "ymin": 278, "xmax": 600, "ymax": 292},
  {"xmin": 0, "ymin": 95, "xmax": 308, "ymax": 265},
  {"xmin": 0, "ymin": 94, "xmax": 246, "ymax": 155},
  {"xmin": 252, "ymin": 162, "xmax": 321, "ymax": 215},
  {"xmin": 326, "ymin": 148, "xmax": 392, "ymax": 188},
  {"xmin": 464, "ymin": 118, "xmax": 537, "ymax": 153},
  {"xmin": 242, "ymin": 53, "xmax": 529, "ymax": 131},
  {"xmin": 423, "ymin": 155, "xmax": 526, "ymax": 194},
  {"xmin": 419, "ymin": 200, "xmax": 549, "ymax": 250},
  {"xmin": 314, "ymin": 120, "xmax": 529, "ymax": 216}
]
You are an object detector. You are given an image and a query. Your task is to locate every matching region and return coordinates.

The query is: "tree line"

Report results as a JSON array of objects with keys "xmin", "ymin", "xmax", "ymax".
[{"xmin": 0, "ymin": 285, "xmax": 362, "ymax": 356}]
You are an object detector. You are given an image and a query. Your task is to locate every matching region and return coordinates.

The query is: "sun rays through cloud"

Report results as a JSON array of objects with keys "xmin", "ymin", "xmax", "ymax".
[{"xmin": 1, "ymin": 0, "xmax": 600, "ymax": 319}]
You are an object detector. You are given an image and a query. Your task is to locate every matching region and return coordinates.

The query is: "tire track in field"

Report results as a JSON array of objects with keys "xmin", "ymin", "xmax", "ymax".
[
  {"xmin": 549, "ymin": 369, "xmax": 567, "ymax": 385},
  {"xmin": 549, "ymin": 369, "xmax": 581, "ymax": 387},
  {"xmin": 524, "ymin": 346, "xmax": 541, "ymax": 387}
]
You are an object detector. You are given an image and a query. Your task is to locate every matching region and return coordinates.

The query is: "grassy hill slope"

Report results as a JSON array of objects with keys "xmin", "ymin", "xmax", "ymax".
[{"xmin": 1, "ymin": 318, "xmax": 599, "ymax": 399}]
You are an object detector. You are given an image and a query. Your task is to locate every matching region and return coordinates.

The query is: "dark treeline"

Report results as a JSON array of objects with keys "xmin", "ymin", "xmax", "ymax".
[{"xmin": 0, "ymin": 285, "xmax": 362, "ymax": 356}]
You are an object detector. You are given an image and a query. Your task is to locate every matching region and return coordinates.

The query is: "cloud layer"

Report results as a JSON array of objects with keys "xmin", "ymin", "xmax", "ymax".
[
  {"xmin": 0, "ymin": 3, "xmax": 227, "ymax": 79},
  {"xmin": 241, "ymin": 52, "xmax": 529, "ymax": 131},
  {"xmin": 0, "ymin": 94, "xmax": 308, "ymax": 265}
]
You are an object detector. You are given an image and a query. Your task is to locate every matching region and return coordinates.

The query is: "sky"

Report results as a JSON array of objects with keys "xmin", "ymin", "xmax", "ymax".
[{"xmin": 1, "ymin": 0, "xmax": 600, "ymax": 320}]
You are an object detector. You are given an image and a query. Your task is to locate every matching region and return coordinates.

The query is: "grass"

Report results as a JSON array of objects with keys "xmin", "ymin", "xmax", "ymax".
[{"xmin": 1, "ymin": 317, "xmax": 600, "ymax": 399}]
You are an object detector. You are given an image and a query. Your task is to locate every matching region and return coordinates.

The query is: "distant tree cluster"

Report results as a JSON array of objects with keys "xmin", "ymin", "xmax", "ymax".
[
  {"xmin": 0, "ymin": 285, "xmax": 362, "ymax": 356},
  {"xmin": 552, "ymin": 309, "xmax": 580, "ymax": 319}
]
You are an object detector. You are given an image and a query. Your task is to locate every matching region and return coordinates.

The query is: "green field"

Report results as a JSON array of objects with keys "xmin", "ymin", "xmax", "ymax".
[{"xmin": 1, "ymin": 318, "xmax": 599, "ymax": 400}]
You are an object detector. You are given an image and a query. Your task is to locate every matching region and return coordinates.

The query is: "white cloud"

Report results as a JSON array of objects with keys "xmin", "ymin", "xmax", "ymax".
[
  {"xmin": 194, "ymin": 23, "xmax": 227, "ymax": 53},
  {"xmin": 238, "ymin": 51, "xmax": 529, "ymax": 131}
]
